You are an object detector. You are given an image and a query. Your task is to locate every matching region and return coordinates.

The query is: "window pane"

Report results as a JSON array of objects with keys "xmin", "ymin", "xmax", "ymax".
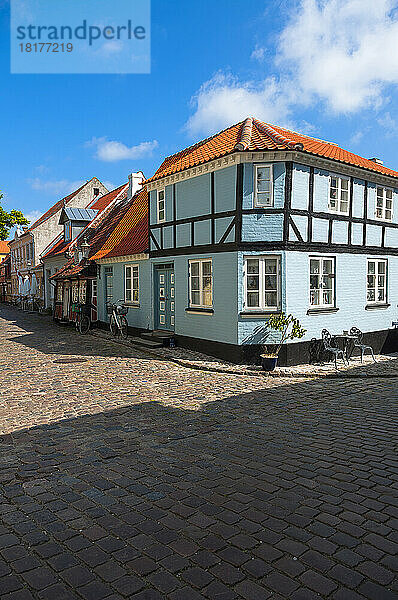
[
  {"xmin": 331, "ymin": 178, "xmax": 337, "ymax": 188},
  {"xmin": 310, "ymin": 290, "xmax": 320, "ymax": 305},
  {"xmin": 265, "ymin": 292, "xmax": 277, "ymax": 307},
  {"xmin": 257, "ymin": 166, "xmax": 270, "ymax": 180},
  {"xmin": 340, "ymin": 178, "xmax": 349, "ymax": 190},
  {"xmin": 247, "ymin": 259, "xmax": 259, "ymax": 274},
  {"xmin": 191, "ymin": 291, "xmax": 200, "ymax": 305},
  {"xmin": 310, "ymin": 275, "xmax": 320, "ymax": 289},
  {"xmin": 322, "ymin": 275, "xmax": 333, "ymax": 291},
  {"xmin": 159, "ymin": 190, "xmax": 164, "ymax": 201},
  {"xmin": 247, "ymin": 275, "xmax": 259, "ymax": 291},
  {"xmin": 378, "ymin": 288, "xmax": 385, "ymax": 301},
  {"xmin": 256, "ymin": 180, "xmax": 271, "ymax": 192},
  {"xmin": 310, "ymin": 259, "xmax": 320, "ymax": 274},
  {"xmin": 256, "ymin": 192, "xmax": 272, "ymax": 206},
  {"xmin": 367, "ymin": 289, "xmax": 375, "ymax": 302},
  {"xmin": 368, "ymin": 262, "xmax": 375, "ymax": 274},
  {"xmin": 378, "ymin": 261, "xmax": 386, "ymax": 274},
  {"xmin": 386, "ymin": 209, "xmax": 392, "ymax": 220},
  {"xmin": 376, "ymin": 197, "xmax": 383, "ymax": 208},
  {"xmin": 265, "ymin": 259, "xmax": 277, "ymax": 273},
  {"xmin": 386, "ymin": 189, "xmax": 392, "ymax": 199},
  {"xmin": 323, "ymin": 260, "xmax": 333, "ymax": 274},
  {"xmin": 247, "ymin": 292, "xmax": 259, "ymax": 307},
  {"xmin": 132, "ymin": 289, "xmax": 139, "ymax": 302},
  {"xmin": 191, "ymin": 262, "xmax": 199, "ymax": 276},
  {"xmin": 191, "ymin": 276, "xmax": 200, "ymax": 292},
  {"xmin": 126, "ymin": 289, "xmax": 131, "ymax": 301},
  {"xmin": 202, "ymin": 261, "xmax": 212, "ymax": 276},
  {"xmin": 265, "ymin": 274, "xmax": 277, "ymax": 291},
  {"xmin": 323, "ymin": 290, "xmax": 332, "ymax": 305}
]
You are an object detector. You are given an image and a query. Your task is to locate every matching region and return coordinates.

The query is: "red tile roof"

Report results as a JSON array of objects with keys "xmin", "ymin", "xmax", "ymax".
[
  {"xmin": 52, "ymin": 185, "xmax": 147, "ymax": 279},
  {"xmin": 90, "ymin": 186, "xmax": 148, "ymax": 260},
  {"xmin": 42, "ymin": 184, "xmax": 127, "ymax": 260},
  {"xmin": 0, "ymin": 241, "xmax": 10, "ymax": 254},
  {"xmin": 146, "ymin": 117, "xmax": 398, "ymax": 183}
]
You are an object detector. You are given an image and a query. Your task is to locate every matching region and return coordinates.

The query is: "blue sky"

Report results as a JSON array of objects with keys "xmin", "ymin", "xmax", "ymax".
[{"xmin": 2, "ymin": 0, "xmax": 398, "ymax": 229}]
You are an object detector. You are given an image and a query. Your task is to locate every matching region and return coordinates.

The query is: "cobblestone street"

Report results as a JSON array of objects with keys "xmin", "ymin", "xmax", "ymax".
[{"xmin": 0, "ymin": 305, "xmax": 397, "ymax": 600}]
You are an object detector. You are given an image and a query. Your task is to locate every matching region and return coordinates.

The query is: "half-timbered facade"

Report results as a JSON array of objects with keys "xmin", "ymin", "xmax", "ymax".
[{"xmin": 143, "ymin": 117, "xmax": 398, "ymax": 364}]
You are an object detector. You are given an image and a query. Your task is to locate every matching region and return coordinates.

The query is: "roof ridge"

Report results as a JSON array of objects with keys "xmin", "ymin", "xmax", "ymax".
[
  {"xmin": 254, "ymin": 119, "xmax": 304, "ymax": 150},
  {"xmin": 234, "ymin": 117, "xmax": 253, "ymax": 151},
  {"xmin": 160, "ymin": 120, "xmax": 245, "ymax": 162}
]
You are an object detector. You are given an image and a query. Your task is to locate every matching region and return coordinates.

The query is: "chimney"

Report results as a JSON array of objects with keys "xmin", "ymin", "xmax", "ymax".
[
  {"xmin": 369, "ymin": 157, "xmax": 383, "ymax": 165},
  {"xmin": 128, "ymin": 172, "xmax": 144, "ymax": 199}
]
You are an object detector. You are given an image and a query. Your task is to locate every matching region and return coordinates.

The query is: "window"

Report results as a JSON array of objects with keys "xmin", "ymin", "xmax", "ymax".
[
  {"xmin": 71, "ymin": 282, "xmax": 79, "ymax": 303},
  {"xmin": 189, "ymin": 259, "xmax": 212, "ymax": 308},
  {"xmin": 329, "ymin": 175, "xmax": 350, "ymax": 214},
  {"xmin": 64, "ymin": 222, "xmax": 71, "ymax": 241},
  {"xmin": 157, "ymin": 189, "xmax": 165, "ymax": 223},
  {"xmin": 56, "ymin": 283, "xmax": 63, "ymax": 302},
  {"xmin": 367, "ymin": 259, "xmax": 387, "ymax": 304},
  {"xmin": 244, "ymin": 256, "xmax": 280, "ymax": 311},
  {"xmin": 310, "ymin": 257, "xmax": 335, "ymax": 307},
  {"xmin": 125, "ymin": 265, "xmax": 139, "ymax": 304},
  {"xmin": 375, "ymin": 187, "xmax": 393, "ymax": 221},
  {"xmin": 254, "ymin": 164, "xmax": 273, "ymax": 207},
  {"xmin": 92, "ymin": 279, "xmax": 97, "ymax": 298},
  {"xmin": 79, "ymin": 281, "xmax": 87, "ymax": 304}
]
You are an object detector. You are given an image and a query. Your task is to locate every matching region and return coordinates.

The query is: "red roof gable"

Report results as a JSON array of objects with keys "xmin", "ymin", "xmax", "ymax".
[
  {"xmin": 92, "ymin": 186, "xmax": 148, "ymax": 260},
  {"xmin": 41, "ymin": 183, "xmax": 127, "ymax": 260},
  {"xmin": 146, "ymin": 117, "xmax": 398, "ymax": 183},
  {"xmin": 0, "ymin": 241, "xmax": 10, "ymax": 254}
]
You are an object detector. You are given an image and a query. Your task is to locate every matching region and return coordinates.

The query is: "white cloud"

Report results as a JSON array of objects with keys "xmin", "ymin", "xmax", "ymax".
[
  {"xmin": 186, "ymin": 0, "xmax": 398, "ymax": 136},
  {"xmin": 278, "ymin": 0, "xmax": 398, "ymax": 113},
  {"xmin": 87, "ymin": 137, "xmax": 158, "ymax": 162},
  {"xmin": 27, "ymin": 178, "xmax": 85, "ymax": 196},
  {"xmin": 377, "ymin": 112, "xmax": 398, "ymax": 137},
  {"xmin": 251, "ymin": 45, "xmax": 266, "ymax": 62},
  {"xmin": 186, "ymin": 73, "xmax": 292, "ymax": 137}
]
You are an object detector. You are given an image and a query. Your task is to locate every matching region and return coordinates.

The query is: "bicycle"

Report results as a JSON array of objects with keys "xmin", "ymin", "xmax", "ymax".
[
  {"xmin": 106, "ymin": 300, "xmax": 129, "ymax": 339},
  {"xmin": 75, "ymin": 303, "xmax": 91, "ymax": 335}
]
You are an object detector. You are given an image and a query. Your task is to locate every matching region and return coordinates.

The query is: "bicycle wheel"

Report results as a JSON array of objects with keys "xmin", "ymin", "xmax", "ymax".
[
  {"xmin": 110, "ymin": 315, "xmax": 118, "ymax": 336},
  {"xmin": 119, "ymin": 315, "xmax": 128, "ymax": 339},
  {"xmin": 79, "ymin": 314, "xmax": 90, "ymax": 335}
]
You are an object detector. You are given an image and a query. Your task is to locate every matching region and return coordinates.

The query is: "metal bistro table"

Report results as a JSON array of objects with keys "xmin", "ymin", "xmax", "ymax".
[{"xmin": 336, "ymin": 332, "xmax": 358, "ymax": 361}]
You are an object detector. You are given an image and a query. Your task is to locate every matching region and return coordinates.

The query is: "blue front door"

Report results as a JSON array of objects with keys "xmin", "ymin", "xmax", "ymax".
[{"xmin": 155, "ymin": 268, "xmax": 174, "ymax": 331}]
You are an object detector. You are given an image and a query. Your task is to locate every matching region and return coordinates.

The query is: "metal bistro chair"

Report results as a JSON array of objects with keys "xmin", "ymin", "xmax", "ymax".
[
  {"xmin": 321, "ymin": 329, "xmax": 348, "ymax": 369},
  {"xmin": 349, "ymin": 327, "xmax": 376, "ymax": 363}
]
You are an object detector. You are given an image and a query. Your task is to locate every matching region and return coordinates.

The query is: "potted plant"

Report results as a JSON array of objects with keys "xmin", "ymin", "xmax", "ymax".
[{"xmin": 261, "ymin": 313, "xmax": 306, "ymax": 371}]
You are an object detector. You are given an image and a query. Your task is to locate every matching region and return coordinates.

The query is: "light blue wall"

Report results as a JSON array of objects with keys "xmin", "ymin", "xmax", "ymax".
[
  {"xmin": 237, "ymin": 250, "xmax": 287, "ymax": 346},
  {"xmin": 285, "ymin": 251, "xmax": 398, "ymax": 342},
  {"xmin": 152, "ymin": 252, "xmax": 238, "ymax": 344},
  {"xmin": 291, "ymin": 163, "xmax": 310, "ymax": 210},
  {"xmin": 97, "ymin": 260, "xmax": 152, "ymax": 331},
  {"xmin": 242, "ymin": 162, "xmax": 285, "ymax": 242},
  {"xmin": 176, "ymin": 174, "xmax": 211, "ymax": 219},
  {"xmin": 214, "ymin": 166, "xmax": 236, "ymax": 212}
]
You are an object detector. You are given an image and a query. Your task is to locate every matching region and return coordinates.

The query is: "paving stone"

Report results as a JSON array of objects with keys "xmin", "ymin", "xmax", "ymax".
[
  {"xmin": 1, "ymin": 310, "xmax": 398, "ymax": 600},
  {"xmin": 61, "ymin": 565, "xmax": 94, "ymax": 587},
  {"xmin": 300, "ymin": 570, "xmax": 338, "ymax": 596},
  {"xmin": 21, "ymin": 567, "xmax": 58, "ymax": 590},
  {"xmin": 234, "ymin": 579, "xmax": 272, "ymax": 599},
  {"xmin": 182, "ymin": 567, "xmax": 214, "ymax": 589}
]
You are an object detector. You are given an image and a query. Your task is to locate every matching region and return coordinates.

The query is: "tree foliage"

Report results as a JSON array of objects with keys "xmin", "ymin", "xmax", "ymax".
[
  {"xmin": 0, "ymin": 190, "xmax": 29, "ymax": 240},
  {"xmin": 265, "ymin": 312, "xmax": 306, "ymax": 356}
]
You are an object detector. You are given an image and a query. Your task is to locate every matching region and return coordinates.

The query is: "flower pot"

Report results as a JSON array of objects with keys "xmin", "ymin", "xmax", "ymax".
[{"xmin": 261, "ymin": 355, "xmax": 278, "ymax": 371}]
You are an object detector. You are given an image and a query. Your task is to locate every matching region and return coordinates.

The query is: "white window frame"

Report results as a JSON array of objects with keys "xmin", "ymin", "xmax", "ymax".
[
  {"xmin": 328, "ymin": 174, "xmax": 350, "ymax": 215},
  {"xmin": 367, "ymin": 259, "xmax": 387, "ymax": 305},
  {"xmin": 189, "ymin": 259, "xmax": 213, "ymax": 308},
  {"xmin": 125, "ymin": 264, "xmax": 139, "ymax": 304},
  {"xmin": 243, "ymin": 255, "xmax": 281, "ymax": 312},
  {"xmin": 254, "ymin": 164, "xmax": 274, "ymax": 208},
  {"xmin": 375, "ymin": 187, "xmax": 393, "ymax": 222},
  {"xmin": 309, "ymin": 256, "xmax": 336, "ymax": 308},
  {"xmin": 157, "ymin": 189, "xmax": 165, "ymax": 223}
]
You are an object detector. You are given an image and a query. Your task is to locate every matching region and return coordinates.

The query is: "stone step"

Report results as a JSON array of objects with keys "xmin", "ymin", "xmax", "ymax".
[
  {"xmin": 141, "ymin": 331, "xmax": 174, "ymax": 342},
  {"xmin": 129, "ymin": 336, "xmax": 163, "ymax": 349}
]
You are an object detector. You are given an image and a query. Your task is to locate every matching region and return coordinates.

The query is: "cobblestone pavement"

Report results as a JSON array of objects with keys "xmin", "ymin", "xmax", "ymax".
[{"xmin": 0, "ymin": 305, "xmax": 397, "ymax": 600}]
